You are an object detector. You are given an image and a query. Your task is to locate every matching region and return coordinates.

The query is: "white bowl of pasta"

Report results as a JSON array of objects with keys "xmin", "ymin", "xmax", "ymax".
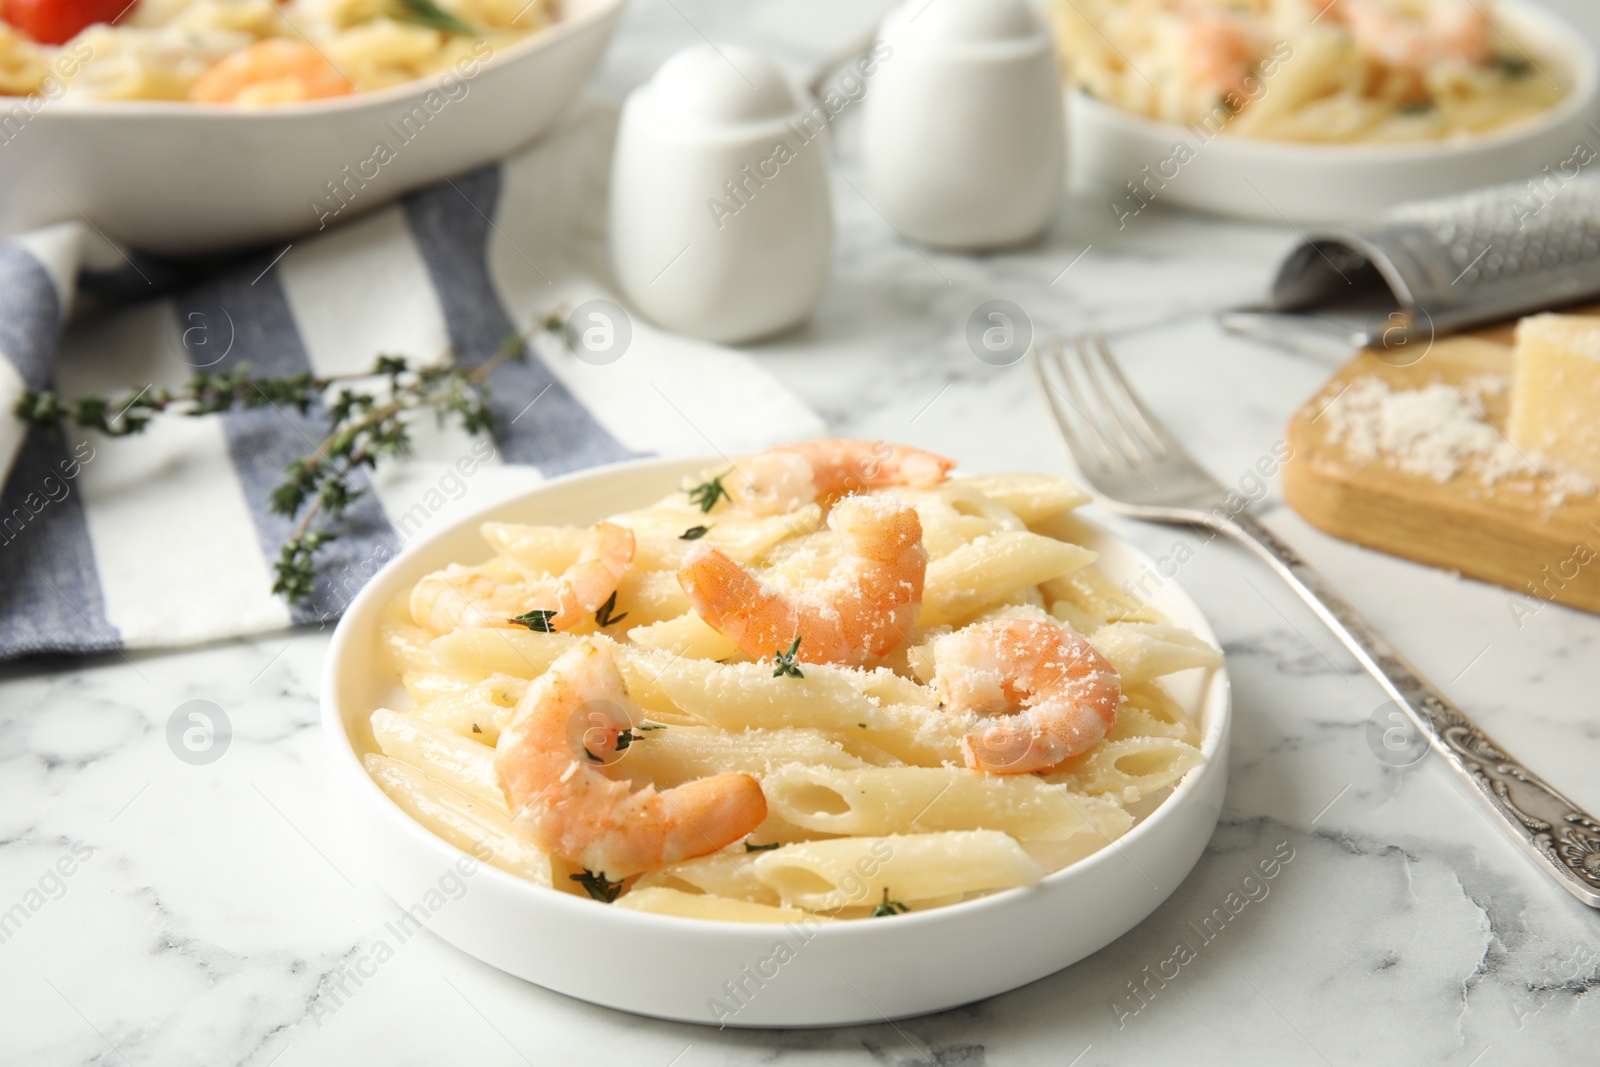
[
  {"xmin": 0, "ymin": 0, "xmax": 626, "ymax": 254},
  {"xmin": 1057, "ymin": 0, "xmax": 1600, "ymax": 224},
  {"xmin": 321, "ymin": 451, "xmax": 1231, "ymax": 1026}
]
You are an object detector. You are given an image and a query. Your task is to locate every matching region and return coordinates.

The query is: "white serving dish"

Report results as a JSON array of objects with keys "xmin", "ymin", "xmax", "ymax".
[
  {"xmin": 0, "ymin": 0, "xmax": 626, "ymax": 255},
  {"xmin": 1068, "ymin": 0, "xmax": 1600, "ymax": 224},
  {"xmin": 321, "ymin": 456, "xmax": 1231, "ymax": 1027}
]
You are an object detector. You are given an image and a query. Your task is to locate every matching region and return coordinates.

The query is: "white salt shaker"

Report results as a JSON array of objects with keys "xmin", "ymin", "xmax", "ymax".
[
  {"xmin": 861, "ymin": 0, "xmax": 1065, "ymax": 250},
  {"xmin": 609, "ymin": 45, "xmax": 833, "ymax": 344}
]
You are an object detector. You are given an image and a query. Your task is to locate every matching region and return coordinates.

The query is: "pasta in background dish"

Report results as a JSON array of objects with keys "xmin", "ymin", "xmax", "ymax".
[
  {"xmin": 364, "ymin": 441, "xmax": 1222, "ymax": 922},
  {"xmin": 0, "ymin": 0, "xmax": 553, "ymax": 102},
  {"xmin": 1050, "ymin": 0, "xmax": 1566, "ymax": 143}
]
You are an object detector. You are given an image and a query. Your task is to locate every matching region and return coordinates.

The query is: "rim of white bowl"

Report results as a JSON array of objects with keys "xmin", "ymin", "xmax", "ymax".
[
  {"xmin": 321, "ymin": 454, "xmax": 1233, "ymax": 937},
  {"xmin": 36, "ymin": 0, "xmax": 627, "ymax": 120},
  {"xmin": 1071, "ymin": 0, "xmax": 1599, "ymax": 162}
]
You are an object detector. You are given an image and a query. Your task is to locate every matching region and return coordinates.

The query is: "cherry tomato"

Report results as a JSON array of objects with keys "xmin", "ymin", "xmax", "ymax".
[{"xmin": 1, "ymin": 0, "xmax": 132, "ymax": 45}]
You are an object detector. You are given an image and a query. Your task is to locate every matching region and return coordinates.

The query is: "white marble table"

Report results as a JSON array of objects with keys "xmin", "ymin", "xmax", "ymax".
[{"xmin": 4, "ymin": 2, "xmax": 1599, "ymax": 1063}]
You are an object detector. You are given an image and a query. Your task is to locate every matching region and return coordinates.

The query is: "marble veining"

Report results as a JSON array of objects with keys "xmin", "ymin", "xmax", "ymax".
[{"xmin": 3, "ymin": 0, "xmax": 1599, "ymax": 1062}]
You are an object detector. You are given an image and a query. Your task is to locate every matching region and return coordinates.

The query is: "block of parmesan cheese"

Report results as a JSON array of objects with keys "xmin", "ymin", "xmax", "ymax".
[{"xmin": 1507, "ymin": 314, "xmax": 1600, "ymax": 481}]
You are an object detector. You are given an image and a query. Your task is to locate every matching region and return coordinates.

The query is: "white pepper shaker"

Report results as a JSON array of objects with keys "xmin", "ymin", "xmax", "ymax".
[
  {"xmin": 861, "ymin": 0, "xmax": 1065, "ymax": 250},
  {"xmin": 609, "ymin": 45, "xmax": 833, "ymax": 344}
]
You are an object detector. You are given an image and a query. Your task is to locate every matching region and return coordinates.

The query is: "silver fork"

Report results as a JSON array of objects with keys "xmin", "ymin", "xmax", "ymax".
[{"xmin": 1031, "ymin": 333, "xmax": 1600, "ymax": 909}]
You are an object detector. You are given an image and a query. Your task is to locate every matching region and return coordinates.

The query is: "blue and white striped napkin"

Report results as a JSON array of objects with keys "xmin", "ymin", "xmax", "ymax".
[{"xmin": 0, "ymin": 99, "xmax": 823, "ymax": 661}]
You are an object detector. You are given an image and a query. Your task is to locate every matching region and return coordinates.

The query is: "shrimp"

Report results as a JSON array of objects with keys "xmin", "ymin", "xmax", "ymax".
[
  {"xmin": 723, "ymin": 438, "xmax": 954, "ymax": 515},
  {"xmin": 411, "ymin": 522, "xmax": 634, "ymax": 633},
  {"xmin": 189, "ymin": 39, "xmax": 353, "ymax": 105},
  {"xmin": 1186, "ymin": 14, "xmax": 1261, "ymax": 100},
  {"xmin": 677, "ymin": 495, "xmax": 926, "ymax": 666},
  {"xmin": 495, "ymin": 640, "xmax": 767, "ymax": 879},
  {"xmin": 1337, "ymin": 0, "xmax": 1492, "ymax": 69},
  {"xmin": 932, "ymin": 618, "xmax": 1120, "ymax": 775}
]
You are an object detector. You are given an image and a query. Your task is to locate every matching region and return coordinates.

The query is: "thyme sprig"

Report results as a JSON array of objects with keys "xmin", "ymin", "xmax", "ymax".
[
  {"xmin": 687, "ymin": 475, "xmax": 730, "ymax": 513},
  {"xmin": 772, "ymin": 636, "xmax": 804, "ymax": 679},
  {"xmin": 390, "ymin": 0, "xmax": 476, "ymax": 36},
  {"xmin": 571, "ymin": 868, "xmax": 625, "ymax": 903},
  {"xmin": 870, "ymin": 889, "xmax": 909, "ymax": 917},
  {"xmin": 15, "ymin": 310, "xmax": 567, "ymax": 607}
]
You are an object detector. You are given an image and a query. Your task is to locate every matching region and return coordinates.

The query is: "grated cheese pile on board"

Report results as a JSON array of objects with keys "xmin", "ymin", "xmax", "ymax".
[{"xmin": 1320, "ymin": 375, "xmax": 1597, "ymax": 505}]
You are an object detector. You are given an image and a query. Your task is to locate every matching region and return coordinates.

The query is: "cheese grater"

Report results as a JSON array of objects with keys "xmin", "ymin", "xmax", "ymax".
[{"xmin": 1221, "ymin": 175, "xmax": 1600, "ymax": 355}]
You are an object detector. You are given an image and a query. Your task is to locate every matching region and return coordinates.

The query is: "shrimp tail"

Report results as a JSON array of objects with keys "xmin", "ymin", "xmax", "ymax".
[
  {"xmin": 677, "ymin": 497, "xmax": 926, "ymax": 666},
  {"xmin": 677, "ymin": 544, "xmax": 798, "ymax": 656},
  {"xmin": 496, "ymin": 640, "xmax": 769, "ymax": 879},
  {"xmin": 657, "ymin": 774, "xmax": 768, "ymax": 866}
]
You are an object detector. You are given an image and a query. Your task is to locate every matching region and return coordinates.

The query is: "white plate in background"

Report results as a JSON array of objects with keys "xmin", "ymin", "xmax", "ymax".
[
  {"xmin": 0, "ymin": 0, "xmax": 626, "ymax": 255},
  {"xmin": 1067, "ymin": 0, "xmax": 1600, "ymax": 224}
]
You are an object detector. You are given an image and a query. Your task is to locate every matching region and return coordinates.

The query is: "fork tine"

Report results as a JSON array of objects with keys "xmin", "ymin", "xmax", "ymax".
[
  {"xmin": 1036, "ymin": 338, "xmax": 1152, "ymax": 476},
  {"xmin": 1033, "ymin": 332, "xmax": 1226, "ymax": 512},
  {"xmin": 1029, "ymin": 341, "xmax": 1107, "ymax": 470},
  {"xmin": 1074, "ymin": 335, "xmax": 1156, "ymax": 461},
  {"xmin": 1085, "ymin": 333, "xmax": 1176, "ymax": 457},
  {"xmin": 1051, "ymin": 340, "xmax": 1113, "ymax": 467},
  {"xmin": 1053, "ymin": 337, "xmax": 1153, "ymax": 472}
]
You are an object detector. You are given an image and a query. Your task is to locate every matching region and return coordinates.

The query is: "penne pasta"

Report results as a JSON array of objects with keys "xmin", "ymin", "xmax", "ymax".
[
  {"xmin": 1041, "ymin": 564, "xmax": 1164, "ymax": 631},
  {"xmin": 370, "ymin": 708, "xmax": 504, "ymax": 810},
  {"xmin": 1115, "ymin": 681, "xmax": 1198, "ymax": 745},
  {"xmin": 919, "ymin": 531, "xmax": 1097, "ymax": 627},
  {"xmin": 1050, "ymin": 0, "xmax": 1567, "ymax": 144},
  {"xmin": 763, "ymin": 765, "xmax": 1127, "ymax": 842},
  {"xmin": 405, "ymin": 675, "xmax": 527, "ymax": 743},
  {"xmin": 626, "ymin": 612, "xmax": 740, "ymax": 661},
  {"xmin": 650, "ymin": 658, "xmax": 891, "ymax": 734},
  {"xmin": 480, "ymin": 523, "xmax": 588, "ymax": 579},
  {"xmin": 612, "ymin": 568, "xmax": 693, "ymax": 628},
  {"xmin": 378, "ymin": 592, "xmax": 438, "ymax": 674},
  {"xmin": 363, "ymin": 754, "xmax": 553, "ymax": 885},
  {"xmin": 752, "ymin": 832, "xmax": 1044, "ymax": 909},
  {"xmin": 952, "ymin": 473, "xmax": 1091, "ymax": 524},
  {"xmin": 617, "ymin": 725, "xmax": 876, "ymax": 788},
  {"xmin": 1090, "ymin": 622, "xmax": 1224, "ymax": 685},
  {"xmin": 366, "ymin": 445, "xmax": 1217, "ymax": 920},
  {"xmin": 892, "ymin": 484, "xmax": 1025, "ymax": 560},
  {"xmin": 1046, "ymin": 736, "xmax": 1205, "ymax": 802},
  {"xmin": 632, "ymin": 850, "xmax": 781, "ymax": 905},
  {"xmin": 430, "ymin": 627, "xmax": 577, "ymax": 679},
  {"xmin": 402, "ymin": 669, "xmax": 480, "ymax": 704},
  {"xmin": 612, "ymin": 505, "xmax": 826, "ymax": 569}
]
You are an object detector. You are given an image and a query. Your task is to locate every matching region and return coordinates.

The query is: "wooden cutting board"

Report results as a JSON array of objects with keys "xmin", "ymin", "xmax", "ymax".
[{"xmin": 1283, "ymin": 314, "xmax": 1600, "ymax": 620}]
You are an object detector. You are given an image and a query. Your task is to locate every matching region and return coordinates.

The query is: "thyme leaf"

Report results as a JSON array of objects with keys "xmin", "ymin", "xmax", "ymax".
[
  {"xmin": 390, "ymin": 0, "xmax": 476, "ymax": 35},
  {"xmin": 594, "ymin": 590, "xmax": 628, "ymax": 628},
  {"xmin": 679, "ymin": 524, "xmax": 712, "ymax": 540},
  {"xmin": 772, "ymin": 636, "xmax": 804, "ymax": 679},
  {"xmin": 687, "ymin": 475, "xmax": 730, "ymax": 513},
  {"xmin": 570, "ymin": 868, "xmax": 625, "ymax": 903},
  {"xmin": 1493, "ymin": 55, "xmax": 1533, "ymax": 78},
  {"xmin": 614, "ymin": 722, "xmax": 664, "ymax": 753},
  {"xmin": 744, "ymin": 840, "xmax": 781, "ymax": 852},
  {"xmin": 509, "ymin": 609, "xmax": 557, "ymax": 632},
  {"xmin": 870, "ymin": 889, "xmax": 909, "ymax": 917}
]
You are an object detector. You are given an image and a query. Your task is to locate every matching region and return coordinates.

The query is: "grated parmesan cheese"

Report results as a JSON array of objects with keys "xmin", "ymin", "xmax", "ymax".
[{"xmin": 1319, "ymin": 375, "xmax": 1597, "ymax": 506}]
